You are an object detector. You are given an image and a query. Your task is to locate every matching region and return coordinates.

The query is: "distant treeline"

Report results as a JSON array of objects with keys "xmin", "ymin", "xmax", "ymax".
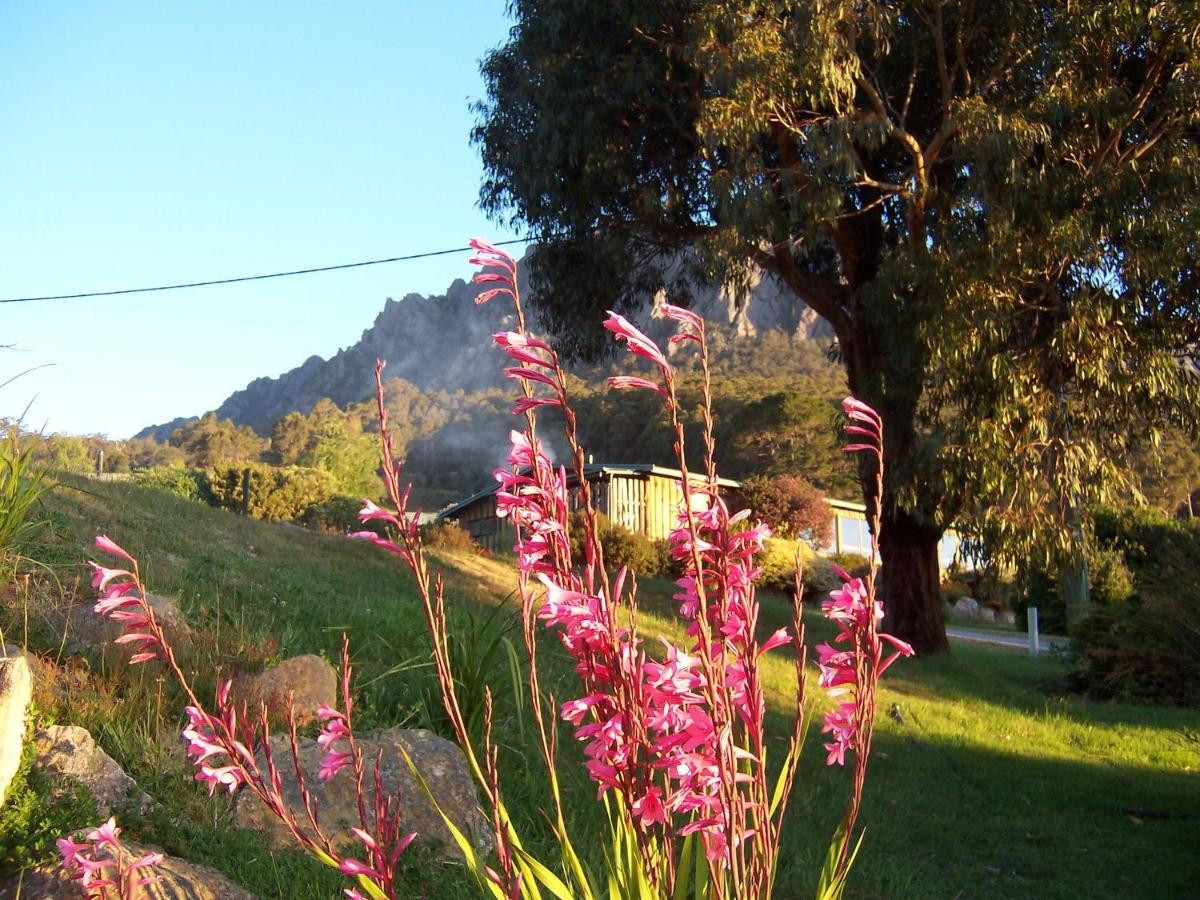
[{"xmin": 14, "ymin": 329, "xmax": 1200, "ymax": 519}]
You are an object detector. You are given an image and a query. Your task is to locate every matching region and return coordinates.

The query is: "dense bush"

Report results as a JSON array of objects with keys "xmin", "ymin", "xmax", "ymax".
[
  {"xmin": 1069, "ymin": 507, "xmax": 1200, "ymax": 705},
  {"xmin": 302, "ymin": 494, "xmax": 373, "ymax": 534},
  {"xmin": 739, "ymin": 474, "xmax": 832, "ymax": 546},
  {"xmin": 207, "ymin": 464, "xmax": 337, "ymax": 521},
  {"xmin": 130, "ymin": 466, "xmax": 208, "ymax": 503},
  {"xmin": 421, "ymin": 520, "xmax": 478, "ymax": 553},
  {"xmin": 568, "ymin": 511, "xmax": 671, "ymax": 577}
]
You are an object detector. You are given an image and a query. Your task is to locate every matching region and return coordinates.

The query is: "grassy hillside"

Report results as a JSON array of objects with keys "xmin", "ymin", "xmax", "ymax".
[{"xmin": 2, "ymin": 475, "xmax": 1197, "ymax": 898}]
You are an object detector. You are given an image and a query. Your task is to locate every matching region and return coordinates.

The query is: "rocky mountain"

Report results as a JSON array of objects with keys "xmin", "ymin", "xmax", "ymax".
[{"xmin": 137, "ymin": 257, "xmax": 830, "ymax": 440}]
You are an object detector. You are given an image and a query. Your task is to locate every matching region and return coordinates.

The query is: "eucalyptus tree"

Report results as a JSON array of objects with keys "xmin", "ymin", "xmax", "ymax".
[{"xmin": 475, "ymin": 1, "xmax": 1200, "ymax": 652}]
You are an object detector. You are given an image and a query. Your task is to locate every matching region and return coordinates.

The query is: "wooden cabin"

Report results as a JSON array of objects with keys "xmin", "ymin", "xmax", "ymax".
[
  {"xmin": 440, "ymin": 464, "xmax": 739, "ymax": 553},
  {"xmin": 443, "ymin": 464, "xmax": 963, "ymax": 569}
]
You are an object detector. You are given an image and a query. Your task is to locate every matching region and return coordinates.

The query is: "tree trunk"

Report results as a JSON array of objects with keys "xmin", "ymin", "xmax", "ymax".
[{"xmin": 878, "ymin": 509, "xmax": 950, "ymax": 655}]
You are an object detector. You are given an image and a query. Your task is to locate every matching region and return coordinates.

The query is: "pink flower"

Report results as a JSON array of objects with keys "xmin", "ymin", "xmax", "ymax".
[
  {"xmin": 319, "ymin": 750, "xmax": 353, "ymax": 781},
  {"xmin": 606, "ymin": 375, "xmax": 668, "ymax": 398},
  {"xmin": 56, "ymin": 836, "xmax": 90, "ymax": 868},
  {"xmin": 196, "ymin": 762, "xmax": 246, "ymax": 794},
  {"xmin": 94, "ymin": 534, "xmax": 133, "ymax": 562},
  {"xmin": 338, "ymin": 857, "xmax": 380, "ymax": 878},
  {"xmin": 603, "ymin": 311, "xmax": 669, "ymax": 371},
  {"xmin": 358, "ymin": 500, "xmax": 398, "ymax": 526},
  {"xmin": 632, "ymin": 786, "xmax": 669, "ymax": 827}
]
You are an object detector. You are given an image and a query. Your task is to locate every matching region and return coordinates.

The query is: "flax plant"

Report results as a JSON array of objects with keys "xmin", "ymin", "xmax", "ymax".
[{"xmin": 78, "ymin": 238, "xmax": 911, "ymax": 900}]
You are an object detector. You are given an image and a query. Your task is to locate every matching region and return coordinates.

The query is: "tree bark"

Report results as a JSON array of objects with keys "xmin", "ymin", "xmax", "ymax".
[{"xmin": 878, "ymin": 508, "xmax": 950, "ymax": 655}]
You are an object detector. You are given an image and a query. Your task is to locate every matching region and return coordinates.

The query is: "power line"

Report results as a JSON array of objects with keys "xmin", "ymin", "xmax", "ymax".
[{"xmin": 0, "ymin": 238, "xmax": 531, "ymax": 305}]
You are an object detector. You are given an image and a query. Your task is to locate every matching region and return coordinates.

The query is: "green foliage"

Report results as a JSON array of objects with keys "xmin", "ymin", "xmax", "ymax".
[
  {"xmin": 170, "ymin": 412, "xmax": 267, "ymax": 468},
  {"xmin": 39, "ymin": 434, "xmax": 93, "ymax": 474},
  {"xmin": 130, "ymin": 466, "xmax": 207, "ymax": 503},
  {"xmin": 421, "ymin": 520, "xmax": 478, "ymax": 553},
  {"xmin": 206, "ymin": 464, "xmax": 337, "ymax": 521},
  {"xmin": 302, "ymin": 494, "xmax": 373, "ymax": 534},
  {"xmin": 755, "ymin": 537, "xmax": 814, "ymax": 593},
  {"xmin": 0, "ymin": 743, "xmax": 97, "ymax": 874},
  {"xmin": 568, "ymin": 511, "xmax": 671, "ymax": 577},
  {"xmin": 739, "ymin": 474, "xmax": 832, "ymax": 546},
  {"xmin": 1070, "ymin": 507, "xmax": 1200, "ymax": 705},
  {"xmin": 419, "ymin": 603, "xmax": 522, "ymax": 747},
  {"xmin": 477, "ymin": 0, "xmax": 1200, "ymax": 651},
  {"xmin": 21, "ymin": 475, "xmax": 1200, "ymax": 897},
  {"xmin": 0, "ymin": 434, "xmax": 50, "ymax": 564}
]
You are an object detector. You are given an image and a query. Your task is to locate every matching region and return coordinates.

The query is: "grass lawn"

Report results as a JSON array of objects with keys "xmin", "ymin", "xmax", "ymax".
[{"xmin": 2, "ymin": 475, "xmax": 1197, "ymax": 898}]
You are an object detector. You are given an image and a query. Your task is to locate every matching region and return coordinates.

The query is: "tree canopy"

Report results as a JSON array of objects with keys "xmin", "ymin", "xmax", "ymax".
[{"xmin": 476, "ymin": 0, "xmax": 1200, "ymax": 652}]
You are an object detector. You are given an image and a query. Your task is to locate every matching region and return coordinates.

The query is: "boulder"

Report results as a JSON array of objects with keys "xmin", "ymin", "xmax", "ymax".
[
  {"xmin": 997, "ymin": 609, "xmax": 1017, "ymax": 626},
  {"xmin": 35, "ymin": 725, "xmax": 151, "ymax": 815},
  {"xmin": 46, "ymin": 594, "xmax": 193, "ymax": 659},
  {"xmin": 228, "ymin": 654, "xmax": 337, "ymax": 726},
  {"xmin": 0, "ymin": 841, "xmax": 255, "ymax": 899},
  {"xmin": 951, "ymin": 597, "xmax": 980, "ymax": 620},
  {"xmin": 0, "ymin": 656, "xmax": 31, "ymax": 807},
  {"xmin": 976, "ymin": 606, "xmax": 996, "ymax": 623},
  {"xmin": 3, "ymin": 643, "xmax": 57, "ymax": 693},
  {"xmin": 233, "ymin": 728, "xmax": 490, "ymax": 861}
]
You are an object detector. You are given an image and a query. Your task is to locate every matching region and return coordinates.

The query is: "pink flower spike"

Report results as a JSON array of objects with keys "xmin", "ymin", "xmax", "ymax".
[
  {"xmin": 475, "ymin": 287, "xmax": 514, "ymax": 305},
  {"xmin": 319, "ymin": 750, "xmax": 353, "ymax": 781},
  {"xmin": 85, "ymin": 817, "xmax": 120, "ymax": 847},
  {"xmin": 316, "ymin": 702, "xmax": 345, "ymax": 721},
  {"xmin": 358, "ymin": 500, "xmax": 397, "ymax": 525},
  {"xmin": 338, "ymin": 858, "xmax": 379, "ymax": 878},
  {"xmin": 473, "ymin": 271, "xmax": 514, "ymax": 286},
  {"xmin": 503, "ymin": 366, "xmax": 557, "ymax": 388},
  {"xmin": 841, "ymin": 396, "xmax": 882, "ymax": 425},
  {"xmin": 606, "ymin": 376, "xmax": 668, "ymax": 398},
  {"xmin": 759, "ymin": 627, "xmax": 792, "ymax": 653},
  {"xmin": 88, "ymin": 563, "xmax": 130, "ymax": 590},
  {"xmin": 57, "ymin": 836, "xmax": 90, "ymax": 867},
  {"xmin": 94, "ymin": 535, "xmax": 134, "ymax": 563},
  {"xmin": 603, "ymin": 311, "xmax": 669, "ymax": 370},
  {"xmin": 469, "ymin": 237, "xmax": 516, "ymax": 267},
  {"xmin": 657, "ymin": 303, "xmax": 703, "ymax": 330},
  {"xmin": 494, "ymin": 331, "xmax": 551, "ymax": 352},
  {"xmin": 513, "ymin": 396, "xmax": 562, "ymax": 415}
]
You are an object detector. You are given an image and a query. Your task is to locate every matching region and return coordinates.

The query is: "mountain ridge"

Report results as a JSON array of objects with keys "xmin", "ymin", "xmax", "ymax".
[{"xmin": 136, "ymin": 261, "xmax": 830, "ymax": 441}]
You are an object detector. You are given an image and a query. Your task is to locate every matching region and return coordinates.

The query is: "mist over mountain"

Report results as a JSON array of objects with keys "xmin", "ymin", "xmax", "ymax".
[{"xmin": 136, "ymin": 259, "xmax": 831, "ymax": 441}]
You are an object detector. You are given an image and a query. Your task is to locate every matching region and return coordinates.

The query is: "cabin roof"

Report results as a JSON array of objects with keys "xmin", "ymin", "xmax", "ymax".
[{"xmin": 440, "ymin": 463, "xmax": 740, "ymax": 520}]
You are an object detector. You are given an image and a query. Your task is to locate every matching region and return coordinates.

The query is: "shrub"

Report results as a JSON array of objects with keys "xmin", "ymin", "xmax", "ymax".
[
  {"xmin": 567, "ymin": 510, "xmax": 669, "ymax": 577},
  {"xmin": 206, "ymin": 464, "xmax": 337, "ymax": 521},
  {"xmin": 421, "ymin": 520, "xmax": 478, "ymax": 553},
  {"xmin": 0, "ymin": 434, "xmax": 50, "ymax": 563},
  {"xmin": 302, "ymin": 493, "xmax": 374, "ymax": 533},
  {"xmin": 1070, "ymin": 594, "xmax": 1200, "ymax": 706},
  {"xmin": 739, "ymin": 474, "xmax": 832, "ymax": 546},
  {"xmin": 130, "ymin": 466, "xmax": 207, "ymax": 503}
]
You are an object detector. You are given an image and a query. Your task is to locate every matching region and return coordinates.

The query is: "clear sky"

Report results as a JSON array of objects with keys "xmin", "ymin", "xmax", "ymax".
[{"xmin": 0, "ymin": 2, "xmax": 523, "ymax": 438}]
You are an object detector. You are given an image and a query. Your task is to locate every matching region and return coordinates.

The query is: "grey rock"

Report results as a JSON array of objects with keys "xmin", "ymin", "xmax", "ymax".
[
  {"xmin": 951, "ymin": 597, "xmax": 980, "ymax": 620},
  {"xmin": 976, "ymin": 606, "xmax": 996, "ymax": 623},
  {"xmin": 34, "ymin": 725, "xmax": 151, "ymax": 815},
  {"xmin": 0, "ymin": 840, "xmax": 255, "ymax": 899},
  {"xmin": 997, "ymin": 609, "xmax": 1017, "ymax": 626},
  {"xmin": 228, "ymin": 654, "xmax": 337, "ymax": 726},
  {"xmin": 0, "ymin": 656, "xmax": 32, "ymax": 807},
  {"xmin": 233, "ymin": 727, "xmax": 490, "ymax": 861},
  {"xmin": 45, "ymin": 594, "xmax": 193, "ymax": 659}
]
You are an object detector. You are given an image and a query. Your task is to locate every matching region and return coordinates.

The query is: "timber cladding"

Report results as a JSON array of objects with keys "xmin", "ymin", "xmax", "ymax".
[{"xmin": 441, "ymin": 464, "xmax": 740, "ymax": 552}]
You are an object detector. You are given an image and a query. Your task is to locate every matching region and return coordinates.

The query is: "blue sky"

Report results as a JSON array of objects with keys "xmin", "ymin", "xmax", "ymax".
[{"xmin": 0, "ymin": 2, "xmax": 522, "ymax": 438}]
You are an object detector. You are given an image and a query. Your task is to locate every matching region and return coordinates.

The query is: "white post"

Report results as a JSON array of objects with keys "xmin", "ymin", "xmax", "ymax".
[{"xmin": 1027, "ymin": 607, "xmax": 1040, "ymax": 657}]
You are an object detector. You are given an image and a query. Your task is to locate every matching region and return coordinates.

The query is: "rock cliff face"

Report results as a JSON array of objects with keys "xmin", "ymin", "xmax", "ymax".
[{"xmin": 138, "ymin": 258, "xmax": 829, "ymax": 439}]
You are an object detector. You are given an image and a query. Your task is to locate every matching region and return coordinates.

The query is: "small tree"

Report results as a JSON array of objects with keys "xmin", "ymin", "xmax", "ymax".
[{"xmin": 741, "ymin": 474, "xmax": 832, "ymax": 548}]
